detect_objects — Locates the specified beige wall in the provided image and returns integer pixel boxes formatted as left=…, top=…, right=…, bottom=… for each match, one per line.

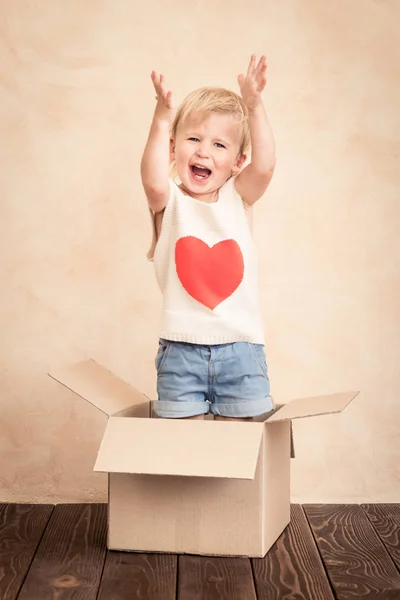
left=1, top=0, right=399, bottom=504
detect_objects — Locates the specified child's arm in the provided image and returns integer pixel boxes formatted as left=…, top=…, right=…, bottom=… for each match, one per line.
left=234, top=55, right=276, bottom=206
left=141, top=72, right=175, bottom=214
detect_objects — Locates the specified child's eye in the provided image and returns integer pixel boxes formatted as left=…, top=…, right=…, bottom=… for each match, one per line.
left=214, top=142, right=226, bottom=149
left=188, top=137, right=199, bottom=142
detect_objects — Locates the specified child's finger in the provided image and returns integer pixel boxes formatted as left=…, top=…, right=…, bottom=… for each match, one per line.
left=237, top=73, right=245, bottom=89
left=259, top=73, right=267, bottom=90
left=159, top=75, right=171, bottom=98
left=255, top=55, right=267, bottom=76
left=246, top=54, right=256, bottom=77
left=151, top=71, right=161, bottom=93
left=255, top=61, right=267, bottom=88
left=166, top=90, right=173, bottom=108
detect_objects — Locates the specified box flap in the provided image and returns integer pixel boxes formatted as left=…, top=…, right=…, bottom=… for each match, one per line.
left=266, top=391, right=359, bottom=423
left=48, top=359, right=149, bottom=417
left=94, top=418, right=264, bottom=479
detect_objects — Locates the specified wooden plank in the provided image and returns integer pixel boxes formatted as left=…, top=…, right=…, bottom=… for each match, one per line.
left=97, top=552, right=177, bottom=600
left=362, top=504, right=400, bottom=572
left=178, top=555, right=256, bottom=600
left=17, top=503, right=107, bottom=600
left=304, top=504, right=400, bottom=600
left=0, top=503, right=53, bottom=600
left=252, top=504, right=335, bottom=599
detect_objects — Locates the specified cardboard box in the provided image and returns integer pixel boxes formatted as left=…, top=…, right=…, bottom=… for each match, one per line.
left=49, top=359, right=359, bottom=558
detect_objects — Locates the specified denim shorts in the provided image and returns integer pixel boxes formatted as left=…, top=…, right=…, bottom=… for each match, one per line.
left=154, top=339, right=274, bottom=419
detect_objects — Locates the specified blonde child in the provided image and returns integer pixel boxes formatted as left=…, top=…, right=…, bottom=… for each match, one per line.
left=142, top=55, right=276, bottom=421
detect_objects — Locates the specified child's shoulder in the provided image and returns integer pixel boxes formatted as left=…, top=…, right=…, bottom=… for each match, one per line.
left=221, top=176, right=246, bottom=205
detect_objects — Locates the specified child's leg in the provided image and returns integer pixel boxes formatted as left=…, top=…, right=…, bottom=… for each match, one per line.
left=185, top=415, right=205, bottom=420
left=154, top=339, right=210, bottom=419
left=214, top=415, right=252, bottom=421
left=210, top=342, right=274, bottom=419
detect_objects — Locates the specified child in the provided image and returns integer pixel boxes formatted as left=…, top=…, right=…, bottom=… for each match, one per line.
left=142, top=55, right=276, bottom=421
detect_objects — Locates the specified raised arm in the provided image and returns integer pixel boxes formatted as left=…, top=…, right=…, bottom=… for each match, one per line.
left=234, top=55, right=276, bottom=206
left=140, top=72, right=175, bottom=213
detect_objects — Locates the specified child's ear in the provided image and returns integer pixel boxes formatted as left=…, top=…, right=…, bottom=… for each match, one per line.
left=170, top=138, right=175, bottom=162
left=231, top=154, right=247, bottom=175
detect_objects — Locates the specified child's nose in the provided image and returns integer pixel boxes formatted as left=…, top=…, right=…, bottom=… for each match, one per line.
left=196, top=144, right=210, bottom=158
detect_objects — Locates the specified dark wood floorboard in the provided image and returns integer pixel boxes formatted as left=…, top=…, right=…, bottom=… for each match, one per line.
left=17, top=503, right=107, bottom=600
left=97, top=552, right=177, bottom=600
left=0, top=503, right=53, bottom=600
left=304, top=504, right=400, bottom=600
left=252, top=504, right=335, bottom=600
left=362, top=504, right=400, bottom=573
left=1, top=502, right=397, bottom=599
left=178, top=555, right=256, bottom=600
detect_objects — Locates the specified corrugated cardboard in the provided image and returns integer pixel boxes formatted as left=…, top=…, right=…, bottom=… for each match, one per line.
left=253, top=404, right=296, bottom=458
left=49, top=359, right=359, bottom=557
left=95, top=418, right=264, bottom=479
left=49, top=359, right=150, bottom=418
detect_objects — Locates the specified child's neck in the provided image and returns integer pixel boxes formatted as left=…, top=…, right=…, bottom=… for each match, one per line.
left=178, top=184, right=219, bottom=204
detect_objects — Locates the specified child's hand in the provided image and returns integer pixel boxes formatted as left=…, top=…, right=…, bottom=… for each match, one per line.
left=151, top=71, right=175, bottom=123
left=238, top=55, right=267, bottom=113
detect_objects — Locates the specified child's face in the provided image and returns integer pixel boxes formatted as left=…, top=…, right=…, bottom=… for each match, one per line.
left=171, top=111, right=246, bottom=201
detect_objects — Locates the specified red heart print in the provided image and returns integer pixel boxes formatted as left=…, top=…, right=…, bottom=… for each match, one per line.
left=175, top=236, right=244, bottom=310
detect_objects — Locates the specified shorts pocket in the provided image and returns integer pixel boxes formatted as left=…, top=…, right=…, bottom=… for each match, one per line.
left=155, top=339, right=172, bottom=374
left=250, top=344, right=269, bottom=378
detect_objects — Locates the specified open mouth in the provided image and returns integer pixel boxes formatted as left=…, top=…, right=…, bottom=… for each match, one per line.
left=190, top=165, right=212, bottom=180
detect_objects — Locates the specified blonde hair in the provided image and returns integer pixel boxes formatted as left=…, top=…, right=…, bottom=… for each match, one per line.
left=171, top=87, right=250, bottom=156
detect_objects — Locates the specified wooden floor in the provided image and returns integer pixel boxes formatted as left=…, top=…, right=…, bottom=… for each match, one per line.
left=0, top=503, right=399, bottom=599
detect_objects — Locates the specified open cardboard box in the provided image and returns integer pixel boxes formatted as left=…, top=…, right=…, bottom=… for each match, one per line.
left=49, top=359, right=359, bottom=558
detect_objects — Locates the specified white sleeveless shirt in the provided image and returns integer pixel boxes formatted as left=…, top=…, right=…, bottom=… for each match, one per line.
left=148, top=176, right=265, bottom=345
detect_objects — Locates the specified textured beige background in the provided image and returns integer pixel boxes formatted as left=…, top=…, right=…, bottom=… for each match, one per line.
left=1, top=0, right=399, bottom=503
